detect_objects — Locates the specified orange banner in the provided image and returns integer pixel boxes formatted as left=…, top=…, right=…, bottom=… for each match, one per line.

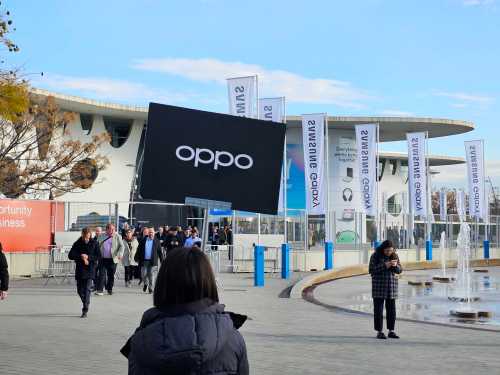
left=0, top=200, right=54, bottom=252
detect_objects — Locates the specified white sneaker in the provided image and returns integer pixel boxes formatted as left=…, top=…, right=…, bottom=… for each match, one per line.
left=95, top=292, right=104, bottom=296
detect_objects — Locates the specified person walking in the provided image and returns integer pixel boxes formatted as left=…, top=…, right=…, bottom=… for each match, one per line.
left=92, top=226, right=105, bottom=291
left=68, top=228, right=101, bottom=317
left=122, top=229, right=139, bottom=287
left=96, top=223, right=124, bottom=296
left=164, top=227, right=181, bottom=254
left=369, top=240, right=402, bottom=339
left=184, top=231, right=202, bottom=248
left=0, top=242, right=9, bottom=301
left=135, top=228, right=162, bottom=294
left=121, top=247, right=249, bottom=374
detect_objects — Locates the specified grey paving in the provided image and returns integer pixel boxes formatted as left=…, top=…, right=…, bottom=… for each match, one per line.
left=1, top=272, right=500, bottom=375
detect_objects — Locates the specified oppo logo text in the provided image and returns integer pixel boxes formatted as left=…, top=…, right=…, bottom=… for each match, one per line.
left=175, top=145, right=254, bottom=170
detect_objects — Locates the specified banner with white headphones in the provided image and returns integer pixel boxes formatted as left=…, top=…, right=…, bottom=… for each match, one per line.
left=439, top=189, right=447, bottom=221
left=302, top=114, right=326, bottom=215
left=456, top=189, right=466, bottom=222
left=465, top=140, right=486, bottom=220
left=227, top=76, right=257, bottom=118
left=258, top=97, right=284, bottom=123
left=259, top=97, right=286, bottom=211
left=355, top=124, right=378, bottom=216
left=406, top=132, right=428, bottom=217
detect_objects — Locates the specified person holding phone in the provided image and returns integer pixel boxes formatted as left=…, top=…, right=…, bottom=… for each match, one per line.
left=369, top=240, right=402, bottom=339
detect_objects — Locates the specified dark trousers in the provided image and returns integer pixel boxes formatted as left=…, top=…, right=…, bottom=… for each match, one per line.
left=76, top=278, right=92, bottom=312
left=373, top=298, right=396, bottom=332
left=93, top=260, right=100, bottom=289
left=97, top=258, right=117, bottom=292
left=124, top=266, right=135, bottom=283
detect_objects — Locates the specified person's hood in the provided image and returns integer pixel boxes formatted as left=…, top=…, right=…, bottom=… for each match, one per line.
left=130, top=299, right=243, bottom=373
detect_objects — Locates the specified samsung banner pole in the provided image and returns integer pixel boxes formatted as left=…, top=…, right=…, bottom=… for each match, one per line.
left=407, top=132, right=429, bottom=259
left=465, top=139, right=488, bottom=258
left=355, top=123, right=378, bottom=247
left=376, top=124, right=380, bottom=247
left=227, top=75, right=258, bottom=118
left=425, top=131, right=432, bottom=260
left=258, top=97, right=287, bottom=246
left=282, top=98, right=288, bottom=248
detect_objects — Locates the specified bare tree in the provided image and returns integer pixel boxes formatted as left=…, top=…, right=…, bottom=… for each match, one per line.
left=0, top=95, right=110, bottom=198
left=0, top=3, right=110, bottom=198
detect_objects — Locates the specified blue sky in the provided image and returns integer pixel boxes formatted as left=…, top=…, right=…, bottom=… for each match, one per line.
left=5, top=0, right=500, bottom=187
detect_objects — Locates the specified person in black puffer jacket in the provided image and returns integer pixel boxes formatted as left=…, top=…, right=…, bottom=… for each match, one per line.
left=68, top=227, right=101, bottom=318
left=122, top=246, right=249, bottom=375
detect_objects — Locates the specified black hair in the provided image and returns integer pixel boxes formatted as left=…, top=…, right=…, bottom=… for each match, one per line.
left=0, top=242, right=3, bottom=252
left=153, top=247, right=219, bottom=308
left=375, top=240, right=395, bottom=258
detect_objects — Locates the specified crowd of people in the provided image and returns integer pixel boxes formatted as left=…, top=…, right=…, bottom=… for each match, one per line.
left=67, top=222, right=235, bottom=317
left=65, top=223, right=248, bottom=373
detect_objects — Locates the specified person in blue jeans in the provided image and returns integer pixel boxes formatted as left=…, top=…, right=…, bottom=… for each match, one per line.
left=135, top=227, right=162, bottom=294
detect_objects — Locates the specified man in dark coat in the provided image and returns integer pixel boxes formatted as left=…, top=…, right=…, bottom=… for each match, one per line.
left=164, top=228, right=181, bottom=254
left=135, top=227, right=162, bottom=294
left=0, top=242, right=9, bottom=301
left=369, top=240, right=402, bottom=339
left=68, top=227, right=101, bottom=318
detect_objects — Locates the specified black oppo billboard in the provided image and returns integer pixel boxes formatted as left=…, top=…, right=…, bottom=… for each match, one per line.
left=139, top=103, right=286, bottom=214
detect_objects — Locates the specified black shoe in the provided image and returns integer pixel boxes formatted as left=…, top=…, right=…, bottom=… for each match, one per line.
left=143, top=285, right=147, bottom=293
left=148, top=288, right=153, bottom=294
left=376, top=332, right=387, bottom=339
left=80, top=311, right=88, bottom=318
left=388, top=331, right=400, bottom=339
left=107, top=290, right=113, bottom=295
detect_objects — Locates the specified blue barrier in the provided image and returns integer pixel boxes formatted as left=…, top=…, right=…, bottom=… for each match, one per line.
left=484, top=240, right=490, bottom=259
left=281, top=243, right=290, bottom=279
left=426, top=240, right=433, bottom=261
left=254, top=245, right=264, bottom=287
left=325, top=242, right=334, bottom=270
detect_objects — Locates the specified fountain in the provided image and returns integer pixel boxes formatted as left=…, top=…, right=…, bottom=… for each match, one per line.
left=449, top=222, right=491, bottom=319
left=433, top=231, right=454, bottom=282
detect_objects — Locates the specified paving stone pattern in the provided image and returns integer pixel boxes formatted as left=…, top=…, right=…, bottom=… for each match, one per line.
left=1, top=273, right=499, bottom=375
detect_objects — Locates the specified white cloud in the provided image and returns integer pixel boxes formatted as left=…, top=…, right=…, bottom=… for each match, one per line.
left=432, top=161, right=500, bottom=188
left=433, top=91, right=494, bottom=104
left=379, top=109, right=415, bottom=117
left=432, top=90, right=495, bottom=109
left=132, top=57, right=370, bottom=108
left=33, top=74, right=199, bottom=105
left=463, top=0, right=495, bottom=6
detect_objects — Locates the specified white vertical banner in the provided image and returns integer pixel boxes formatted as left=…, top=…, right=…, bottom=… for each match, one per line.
left=259, top=97, right=286, bottom=211
left=465, top=140, right=486, bottom=220
left=439, top=188, right=447, bottom=221
left=227, top=75, right=257, bottom=118
left=302, top=114, right=326, bottom=215
left=456, top=189, right=466, bottom=222
left=355, top=124, right=378, bottom=216
left=258, top=97, right=284, bottom=123
left=407, top=132, right=428, bottom=217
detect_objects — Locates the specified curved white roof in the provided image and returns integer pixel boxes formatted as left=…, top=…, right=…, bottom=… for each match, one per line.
left=380, top=151, right=464, bottom=166
left=32, top=88, right=475, bottom=142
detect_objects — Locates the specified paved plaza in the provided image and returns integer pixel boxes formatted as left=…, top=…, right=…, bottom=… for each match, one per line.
left=1, top=272, right=500, bottom=375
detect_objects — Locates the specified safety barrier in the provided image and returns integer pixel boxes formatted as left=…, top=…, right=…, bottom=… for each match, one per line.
left=39, top=246, right=75, bottom=285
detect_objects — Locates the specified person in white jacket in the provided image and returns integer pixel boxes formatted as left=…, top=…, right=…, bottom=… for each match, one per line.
left=122, top=229, right=139, bottom=287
